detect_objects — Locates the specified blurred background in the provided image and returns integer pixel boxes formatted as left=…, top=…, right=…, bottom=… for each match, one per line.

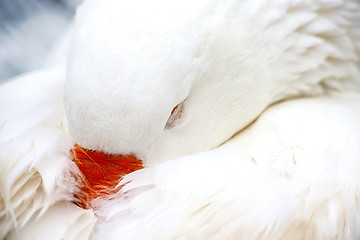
left=0, top=0, right=82, bottom=83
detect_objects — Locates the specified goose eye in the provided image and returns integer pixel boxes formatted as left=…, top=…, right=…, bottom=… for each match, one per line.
left=165, top=102, right=184, bottom=129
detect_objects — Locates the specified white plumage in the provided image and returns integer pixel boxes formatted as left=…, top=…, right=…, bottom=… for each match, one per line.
left=1, top=0, right=360, bottom=239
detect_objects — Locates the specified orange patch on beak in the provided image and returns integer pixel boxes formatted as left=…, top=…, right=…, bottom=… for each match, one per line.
left=71, top=144, right=143, bottom=209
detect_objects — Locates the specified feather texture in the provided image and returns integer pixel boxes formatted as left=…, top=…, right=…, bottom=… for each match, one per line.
left=0, top=0, right=360, bottom=239
left=93, top=93, right=360, bottom=239
left=0, top=69, right=86, bottom=238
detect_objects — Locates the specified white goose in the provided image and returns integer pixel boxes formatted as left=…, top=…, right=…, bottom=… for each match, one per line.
left=1, top=0, right=360, bottom=239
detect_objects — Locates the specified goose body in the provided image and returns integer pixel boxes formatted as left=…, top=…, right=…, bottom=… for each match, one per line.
left=1, top=0, right=360, bottom=239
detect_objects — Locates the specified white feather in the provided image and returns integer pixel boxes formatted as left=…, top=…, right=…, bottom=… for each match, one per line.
left=94, top=93, right=360, bottom=240
left=7, top=202, right=95, bottom=240
left=66, top=0, right=360, bottom=163
left=0, top=69, right=84, bottom=238
left=0, top=0, right=360, bottom=239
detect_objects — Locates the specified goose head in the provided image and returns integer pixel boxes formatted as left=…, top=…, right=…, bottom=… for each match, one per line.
left=65, top=0, right=360, bottom=164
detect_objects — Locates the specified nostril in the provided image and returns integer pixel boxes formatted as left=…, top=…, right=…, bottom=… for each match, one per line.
left=71, top=144, right=144, bottom=209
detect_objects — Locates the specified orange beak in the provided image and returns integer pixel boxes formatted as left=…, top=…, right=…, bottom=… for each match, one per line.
left=71, top=144, right=144, bottom=209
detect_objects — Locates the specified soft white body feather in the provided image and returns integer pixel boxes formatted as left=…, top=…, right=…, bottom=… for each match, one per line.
left=1, top=0, right=360, bottom=239
left=93, top=93, right=360, bottom=240
left=0, top=69, right=94, bottom=239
